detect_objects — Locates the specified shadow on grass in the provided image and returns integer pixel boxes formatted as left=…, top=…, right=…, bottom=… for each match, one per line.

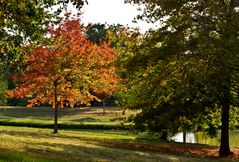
left=0, top=129, right=230, bottom=162
left=23, top=139, right=194, bottom=162
left=0, top=107, right=53, bottom=118
left=0, top=129, right=130, bottom=144
left=0, top=129, right=175, bottom=162
left=0, top=129, right=97, bottom=143
left=0, top=148, right=55, bottom=162
left=0, top=107, right=121, bottom=119
left=70, top=117, right=101, bottom=122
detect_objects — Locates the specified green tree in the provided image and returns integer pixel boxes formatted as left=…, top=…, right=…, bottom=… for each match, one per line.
left=85, top=23, right=109, bottom=45
left=0, top=0, right=87, bottom=66
left=125, top=0, right=239, bottom=157
left=108, top=26, right=143, bottom=114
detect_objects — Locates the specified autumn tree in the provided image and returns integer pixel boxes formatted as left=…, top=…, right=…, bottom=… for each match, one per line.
left=0, top=1, right=88, bottom=106
left=125, top=0, right=239, bottom=157
left=9, top=16, right=118, bottom=133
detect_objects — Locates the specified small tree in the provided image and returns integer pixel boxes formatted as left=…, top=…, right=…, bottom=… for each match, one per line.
left=94, top=79, right=118, bottom=115
left=85, top=23, right=121, bottom=114
left=9, top=16, right=118, bottom=133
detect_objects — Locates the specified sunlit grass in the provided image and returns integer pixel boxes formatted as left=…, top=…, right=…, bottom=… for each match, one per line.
left=0, top=107, right=236, bottom=161
left=0, top=126, right=232, bottom=162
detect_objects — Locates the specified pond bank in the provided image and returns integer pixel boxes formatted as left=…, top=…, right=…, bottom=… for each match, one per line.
left=173, top=130, right=239, bottom=147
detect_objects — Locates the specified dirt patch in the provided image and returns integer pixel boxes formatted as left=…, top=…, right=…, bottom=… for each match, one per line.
left=99, top=140, right=239, bottom=160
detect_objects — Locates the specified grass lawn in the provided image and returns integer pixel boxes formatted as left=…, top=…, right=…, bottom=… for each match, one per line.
left=0, top=107, right=238, bottom=161
left=0, top=106, right=127, bottom=125
left=0, top=126, right=237, bottom=162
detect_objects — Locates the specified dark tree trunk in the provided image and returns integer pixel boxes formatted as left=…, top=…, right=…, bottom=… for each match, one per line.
left=183, top=130, right=186, bottom=143
left=53, top=85, right=58, bottom=134
left=122, top=107, right=126, bottom=115
left=160, top=131, right=168, bottom=141
left=218, top=65, right=232, bottom=157
left=219, top=103, right=231, bottom=157
left=102, top=99, right=105, bottom=115
left=54, top=105, right=58, bottom=134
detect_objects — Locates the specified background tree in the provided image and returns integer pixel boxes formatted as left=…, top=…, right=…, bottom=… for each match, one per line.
left=85, top=23, right=109, bottom=45
left=9, top=16, right=118, bottom=133
left=125, top=0, right=239, bottom=157
left=0, top=78, right=7, bottom=106
left=86, top=23, right=113, bottom=114
left=85, top=23, right=126, bottom=114
left=108, top=26, right=144, bottom=115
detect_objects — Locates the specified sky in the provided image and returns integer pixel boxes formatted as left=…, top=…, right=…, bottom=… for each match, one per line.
left=76, top=0, right=155, bottom=32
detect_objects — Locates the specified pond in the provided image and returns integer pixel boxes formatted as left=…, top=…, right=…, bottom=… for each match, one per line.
left=172, top=130, right=239, bottom=147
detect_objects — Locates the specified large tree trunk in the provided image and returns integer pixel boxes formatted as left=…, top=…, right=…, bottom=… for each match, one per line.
left=219, top=103, right=231, bottom=157
left=219, top=76, right=231, bottom=157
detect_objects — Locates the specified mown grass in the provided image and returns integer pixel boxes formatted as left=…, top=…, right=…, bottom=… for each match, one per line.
left=0, top=150, right=54, bottom=162
left=0, top=107, right=238, bottom=161
left=0, top=106, right=125, bottom=122
left=0, top=126, right=234, bottom=162
left=0, top=107, right=131, bottom=129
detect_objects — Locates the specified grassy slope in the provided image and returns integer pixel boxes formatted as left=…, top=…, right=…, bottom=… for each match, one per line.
left=0, top=126, right=233, bottom=162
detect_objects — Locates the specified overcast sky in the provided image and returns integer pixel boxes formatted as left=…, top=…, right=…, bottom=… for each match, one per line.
left=78, top=0, right=155, bottom=32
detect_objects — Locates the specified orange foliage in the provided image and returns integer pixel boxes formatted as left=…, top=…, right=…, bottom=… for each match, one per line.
left=9, top=17, right=119, bottom=108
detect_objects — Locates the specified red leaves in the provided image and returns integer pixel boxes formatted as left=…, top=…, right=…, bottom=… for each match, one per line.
left=10, top=16, right=119, bottom=108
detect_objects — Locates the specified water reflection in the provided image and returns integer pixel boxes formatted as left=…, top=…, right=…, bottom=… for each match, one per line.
left=172, top=130, right=239, bottom=147
left=172, top=132, right=196, bottom=143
